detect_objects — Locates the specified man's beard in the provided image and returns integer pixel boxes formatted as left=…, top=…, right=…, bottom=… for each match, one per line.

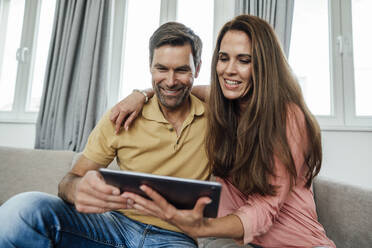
left=154, top=84, right=191, bottom=110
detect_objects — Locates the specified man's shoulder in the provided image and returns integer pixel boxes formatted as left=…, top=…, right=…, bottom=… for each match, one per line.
left=90, top=109, right=119, bottom=137
left=190, top=94, right=206, bottom=117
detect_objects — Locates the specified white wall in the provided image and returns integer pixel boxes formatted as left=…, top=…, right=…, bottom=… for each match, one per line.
left=0, top=123, right=371, bottom=189
left=320, top=131, right=372, bottom=190
left=0, top=123, right=35, bottom=148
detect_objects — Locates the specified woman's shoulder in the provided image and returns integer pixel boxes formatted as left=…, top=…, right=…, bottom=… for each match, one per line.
left=286, top=103, right=304, bottom=119
left=285, top=103, right=306, bottom=129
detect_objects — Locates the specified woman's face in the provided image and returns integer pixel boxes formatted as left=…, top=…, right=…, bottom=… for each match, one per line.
left=216, top=30, right=253, bottom=101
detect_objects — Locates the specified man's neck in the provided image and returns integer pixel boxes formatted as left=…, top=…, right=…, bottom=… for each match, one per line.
left=159, top=98, right=191, bottom=136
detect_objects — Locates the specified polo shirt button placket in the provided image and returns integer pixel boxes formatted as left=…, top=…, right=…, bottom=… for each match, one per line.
left=174, top=139, right=180, bottom=150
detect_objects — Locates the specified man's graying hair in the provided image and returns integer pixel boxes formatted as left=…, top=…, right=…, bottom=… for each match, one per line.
left=149, top=22, right=202, bottom=68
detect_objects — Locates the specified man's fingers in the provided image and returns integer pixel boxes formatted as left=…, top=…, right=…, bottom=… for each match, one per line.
left=75, top=204, right=108, bottom=213
left=76, top=194, right=127, bottom=210
left=86, top=172, right=121, bottom=196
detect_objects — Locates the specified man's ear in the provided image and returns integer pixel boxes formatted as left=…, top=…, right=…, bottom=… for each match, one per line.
left=194, top=61, right=202, bottom=78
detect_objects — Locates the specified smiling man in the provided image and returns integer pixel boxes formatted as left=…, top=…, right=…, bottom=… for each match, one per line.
left=150, top=35, right=199, bottom=135
left=0, top=22, right=208, bottom=248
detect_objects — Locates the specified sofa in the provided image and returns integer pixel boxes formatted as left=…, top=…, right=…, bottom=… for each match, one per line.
left=1, top=146, right=372, bottom=248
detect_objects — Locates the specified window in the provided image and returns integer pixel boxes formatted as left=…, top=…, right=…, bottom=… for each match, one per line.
left=289, top=0, right=372, bottom=129
left=177, top=0, right=214, bottom=86
left=350, top=0, right=372, bottom=116
left=289, top=0, right=331, bottom=116
left=119, top=0, right=161, bottom=100
left=0, top=0, right=56, bottom=122
left=118, top=0, right=215, bottom=100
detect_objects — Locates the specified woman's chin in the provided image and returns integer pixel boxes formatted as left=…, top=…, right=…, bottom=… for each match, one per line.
left=222, top=92, right=243, bottom=100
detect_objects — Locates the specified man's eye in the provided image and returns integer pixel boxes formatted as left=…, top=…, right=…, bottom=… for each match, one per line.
left=218, top=56, right=228, bottom=62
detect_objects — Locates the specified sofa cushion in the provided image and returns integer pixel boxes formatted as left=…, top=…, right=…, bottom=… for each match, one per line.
left=0, top=146, right=75, bottom=204
left=314, top=177, right=372, bottom=248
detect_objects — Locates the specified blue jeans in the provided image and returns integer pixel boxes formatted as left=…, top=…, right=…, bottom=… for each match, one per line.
left=0, top=192, right=197, bottom=248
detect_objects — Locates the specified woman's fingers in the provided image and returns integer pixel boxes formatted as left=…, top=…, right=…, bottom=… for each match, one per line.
left=124, top=111, right=138, bottom=130
left=192, top=197, right=211, bottom=217
left=109, top=109, right=119, bottom=122
left=115, top=111, right=128, bottom=134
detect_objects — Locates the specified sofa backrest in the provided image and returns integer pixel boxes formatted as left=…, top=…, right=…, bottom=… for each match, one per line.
left=0, top=147, right=120, bottom=205
left=314, top=177, right=372, bottom=248
left=0, top=146, right=75, bottom=204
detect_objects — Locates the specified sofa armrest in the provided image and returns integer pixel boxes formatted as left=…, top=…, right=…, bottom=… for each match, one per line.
left=314, top=177, right=372, bottom=248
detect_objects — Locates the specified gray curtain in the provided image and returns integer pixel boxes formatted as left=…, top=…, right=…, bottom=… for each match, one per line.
left=235, top=0, right=294, bottom=57
left=35, top=0, right=112, bottom=152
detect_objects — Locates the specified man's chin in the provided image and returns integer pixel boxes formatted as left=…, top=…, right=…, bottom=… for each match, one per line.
left=158, top=97, right=184, bottom=110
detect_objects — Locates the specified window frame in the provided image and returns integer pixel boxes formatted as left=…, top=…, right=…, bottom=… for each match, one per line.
left=0, top=0, right=44, bottom=123
left=318, top=0, right=372, bottom=130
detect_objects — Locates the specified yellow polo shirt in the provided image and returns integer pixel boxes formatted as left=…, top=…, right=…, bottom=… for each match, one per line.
left=83, top=94, right=209, bottom=233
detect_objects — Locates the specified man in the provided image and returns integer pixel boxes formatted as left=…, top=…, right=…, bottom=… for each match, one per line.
left=0, top=22, right=208, bottom=247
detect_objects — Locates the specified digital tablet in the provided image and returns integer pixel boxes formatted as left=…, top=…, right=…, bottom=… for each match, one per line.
left=99, top=168, right=221, bottom=218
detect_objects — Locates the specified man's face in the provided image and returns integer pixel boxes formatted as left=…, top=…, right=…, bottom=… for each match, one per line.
left=151, top=44, right=199, bottom=111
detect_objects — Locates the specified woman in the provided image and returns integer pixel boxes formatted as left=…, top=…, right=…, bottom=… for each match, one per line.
left=111, top=15, right=335, bottom=248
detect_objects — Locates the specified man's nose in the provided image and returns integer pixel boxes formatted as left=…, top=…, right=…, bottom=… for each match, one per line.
left=165, top=71, right=176, bottom=87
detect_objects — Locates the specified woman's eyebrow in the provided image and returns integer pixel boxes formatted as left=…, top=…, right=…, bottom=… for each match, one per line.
left=237, top=54, right=252, bottom=58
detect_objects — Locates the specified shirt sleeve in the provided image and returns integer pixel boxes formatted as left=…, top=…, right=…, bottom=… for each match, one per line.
left=233, top=104, right=309, bottom=244
left=83, top=110, right=117, bottom=165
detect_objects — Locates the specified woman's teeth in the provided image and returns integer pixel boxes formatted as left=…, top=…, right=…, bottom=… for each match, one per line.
left=225, top=80, right=240, bottom=85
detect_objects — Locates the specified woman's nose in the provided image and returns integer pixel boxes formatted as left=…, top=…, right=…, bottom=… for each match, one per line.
left=225, top=61, right=237, bottom=75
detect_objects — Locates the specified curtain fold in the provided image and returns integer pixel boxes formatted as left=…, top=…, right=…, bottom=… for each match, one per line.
left=235, top=0, right=294, bottom=57
left=35, top=0, right=112, bottom=152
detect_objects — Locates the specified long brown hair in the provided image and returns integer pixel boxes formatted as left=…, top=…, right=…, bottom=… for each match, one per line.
left=206, top=15, right=322, bottom=196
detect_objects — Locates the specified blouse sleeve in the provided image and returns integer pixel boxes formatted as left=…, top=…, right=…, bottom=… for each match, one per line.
left=233, top=104, right=309, bottom=244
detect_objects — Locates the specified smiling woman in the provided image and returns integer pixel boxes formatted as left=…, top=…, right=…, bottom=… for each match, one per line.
left=216, top=30, right=253, bottom=102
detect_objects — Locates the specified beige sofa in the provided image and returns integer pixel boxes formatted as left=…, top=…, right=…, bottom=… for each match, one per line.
left=1, top=146, right=372, bottom=248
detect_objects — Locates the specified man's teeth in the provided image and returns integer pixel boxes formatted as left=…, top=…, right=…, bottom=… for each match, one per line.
left=164, top=89, right=179, bottom=93
left=225, top=80, right=240, bottom=85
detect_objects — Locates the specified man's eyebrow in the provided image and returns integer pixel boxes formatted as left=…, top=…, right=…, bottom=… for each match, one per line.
left=153, top=63, right=167, bottom=68
left=175, top=65, right=192, bottom=71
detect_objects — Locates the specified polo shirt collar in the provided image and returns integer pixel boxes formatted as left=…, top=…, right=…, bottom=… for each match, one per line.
left=142, top=94, right=205, bottom=123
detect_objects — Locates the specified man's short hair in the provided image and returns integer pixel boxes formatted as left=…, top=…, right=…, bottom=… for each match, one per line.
left=149, top=22, right=202, bottom=68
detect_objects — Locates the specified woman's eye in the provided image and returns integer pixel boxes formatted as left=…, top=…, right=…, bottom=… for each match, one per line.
left=240, top=59, right=251, bottom=64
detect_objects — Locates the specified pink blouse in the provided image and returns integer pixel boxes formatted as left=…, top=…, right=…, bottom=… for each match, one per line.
left=217, top=105, right=336, bottom=248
